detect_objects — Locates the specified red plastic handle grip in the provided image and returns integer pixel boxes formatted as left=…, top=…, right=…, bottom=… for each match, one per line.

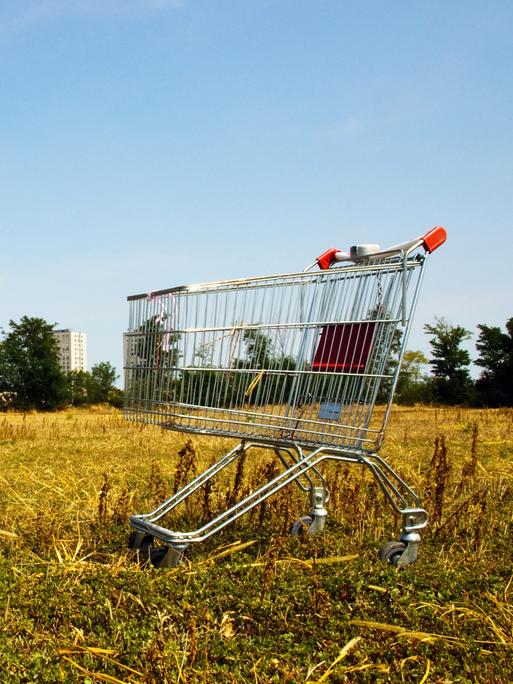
left=421, top=226, right=447, bottom=253
left=316, top=248, right=340, bottom=270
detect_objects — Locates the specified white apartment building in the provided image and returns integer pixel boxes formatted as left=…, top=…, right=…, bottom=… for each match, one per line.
left=53, top=330, right=87, bottom=373
left=123, top=332, right=137, bottom=387
left=123, top=332, right=136, bottom=368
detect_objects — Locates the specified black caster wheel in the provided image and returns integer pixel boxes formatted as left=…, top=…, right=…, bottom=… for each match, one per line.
left=148, top=546, right=169, bottom=568
left=378, top=540, right=406, bottom=566
left=290, top=515, right=313, bottom=537
left=128, top=530, right=145, bottom=550
left=128, top=533, right=155, bottom=566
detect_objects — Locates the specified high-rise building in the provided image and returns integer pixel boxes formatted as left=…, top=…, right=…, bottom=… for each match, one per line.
left=53, top=330, right=87, bottom=373
left=123, top=332, right=138, bottom=388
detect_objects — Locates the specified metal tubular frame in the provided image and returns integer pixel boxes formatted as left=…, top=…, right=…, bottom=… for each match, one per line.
left=124, top=228, right=446, bottom=566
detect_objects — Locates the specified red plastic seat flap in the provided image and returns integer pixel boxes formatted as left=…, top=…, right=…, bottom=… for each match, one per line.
left=312, top=322, right=375, bottom=373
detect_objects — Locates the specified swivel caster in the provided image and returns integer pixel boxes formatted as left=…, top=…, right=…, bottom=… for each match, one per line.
left=378, top=540, right=406, bottom=566
left=379, top=535, right=420, bottom=567
left=290, top=515, right=313, bottom=537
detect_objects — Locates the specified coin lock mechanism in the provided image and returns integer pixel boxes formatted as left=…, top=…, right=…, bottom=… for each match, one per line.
left=350, top=244, right=381, bottom=259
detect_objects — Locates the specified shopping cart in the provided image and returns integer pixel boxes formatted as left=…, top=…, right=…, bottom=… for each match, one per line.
left=124, top=226, right=446, bottom=567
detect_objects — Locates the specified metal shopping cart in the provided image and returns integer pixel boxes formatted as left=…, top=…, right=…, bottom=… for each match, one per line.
left=124, top=226, right=446, bottom=567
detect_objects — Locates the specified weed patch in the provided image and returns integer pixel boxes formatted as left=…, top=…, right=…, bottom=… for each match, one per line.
left=0, top=406, right=512, bottom=681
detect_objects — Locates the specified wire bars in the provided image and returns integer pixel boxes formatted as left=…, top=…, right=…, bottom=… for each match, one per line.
left=124, top=254, right=426, bottom=452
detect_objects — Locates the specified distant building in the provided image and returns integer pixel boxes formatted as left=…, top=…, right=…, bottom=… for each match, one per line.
left=123, top=332, right=137, bottom=387
left=123, top=332, right=135, bottom=368
left=53, top=330, right=87, bottom=373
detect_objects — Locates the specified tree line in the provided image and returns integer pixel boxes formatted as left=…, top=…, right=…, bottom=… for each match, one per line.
left=0, top=316, right=122, bottom=411
left=130, top=312, right=513, bottom=409
left=394, top=316, right=513, bottom=407
left=1, top=314, right=512, bottom=412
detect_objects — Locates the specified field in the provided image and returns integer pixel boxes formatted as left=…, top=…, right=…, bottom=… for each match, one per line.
left=1, top=406, right=512, bottom=683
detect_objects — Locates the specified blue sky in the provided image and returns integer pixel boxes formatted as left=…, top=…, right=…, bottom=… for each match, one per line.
left=1, top=0, right=512, bottom=380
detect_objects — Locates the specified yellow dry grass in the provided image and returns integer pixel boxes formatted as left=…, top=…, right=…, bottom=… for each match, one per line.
left=0, top=405, right=512, bottom=682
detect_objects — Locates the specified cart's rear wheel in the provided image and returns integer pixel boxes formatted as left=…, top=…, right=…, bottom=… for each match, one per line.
left=148, top=546, right=169, bottom=567
left=128, top=533, right=158, bottom=567
left=378, top=540, right=406, bottom=566
left=129, top=533, right=185, bottom=569
left=290, top=515, right=313, bottom=537
left=128, top=530, right=146, bottom=550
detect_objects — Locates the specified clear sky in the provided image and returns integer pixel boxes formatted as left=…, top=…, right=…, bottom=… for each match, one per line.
left=1, top=0, right=512, bottom=381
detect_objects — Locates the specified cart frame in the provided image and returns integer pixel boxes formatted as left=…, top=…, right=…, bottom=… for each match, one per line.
left=124, top=226, right=446, bottom=567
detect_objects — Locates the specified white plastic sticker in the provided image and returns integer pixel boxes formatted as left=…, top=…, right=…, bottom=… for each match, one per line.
left=319, top=402, right=342, bottom=421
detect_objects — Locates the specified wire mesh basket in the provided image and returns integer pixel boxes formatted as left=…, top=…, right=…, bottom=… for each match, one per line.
left=124, top=226, right=446, bottom=568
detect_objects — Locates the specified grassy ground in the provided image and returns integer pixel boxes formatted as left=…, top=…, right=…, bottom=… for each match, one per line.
left=0, top=406, right=512, bottom=682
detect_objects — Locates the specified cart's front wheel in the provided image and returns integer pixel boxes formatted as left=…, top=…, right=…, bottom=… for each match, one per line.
left=290, top=515, right=313, bottom=537
left=378, top=540, right=406, bottom=566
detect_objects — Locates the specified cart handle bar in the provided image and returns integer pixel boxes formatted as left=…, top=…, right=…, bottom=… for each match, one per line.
left=314, top=225, right=446, bottom=271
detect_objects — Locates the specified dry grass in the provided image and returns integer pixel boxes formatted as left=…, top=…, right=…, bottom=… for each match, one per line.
left=0, top=405, right=512, bottom=682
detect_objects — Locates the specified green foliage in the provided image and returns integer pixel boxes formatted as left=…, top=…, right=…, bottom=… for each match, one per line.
left=0, top=316, right=66, bottom=410
left=234, top=329, right=297, bottom=407
left=134, top=314, right=182, bottom=369
left=86, top=362, right=119, bottom=404
left=107, top=386, right=124, bottom=408
left=395, top=350, right=433, bottom=405
left=65, top=369, right=89, bottom=406
left=376, top=327, right=403, bottom=403
left=126, top=314, right=182, bottom=406
left=424, top=317, right=474, bottom=405
left=127, top=312, right=513, bottom=410
left=0, top=316, right=120, bottom=410
left=65, top=364, right=121, bottom=407
left=239, top=328, right=275, bottom=369
left=475, top=317, right=513, bottom=407
left=177, top=328, right=297, bottom=409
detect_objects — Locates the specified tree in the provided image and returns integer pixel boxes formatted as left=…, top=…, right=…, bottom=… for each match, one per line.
left=241, top=329, right=274, bottom=369
left=235, top=329, right=296, bottom=406
left=180, top=328, right=297, bottom=408
left=395, top=350, right=432, bottom=405
left=376, top=327, right=403, bottom=403
left=87, top=362, right=119, bottom=404
left=475, top=317, right=513, bottom=407
left=424, top=317, right=474, bottom=405
left=134, top=314, right=181, bottom=369
left=126, top=314, right=182, bottom=407
left=0, top=316, right=66, bottom=410
left=66, top=369, right=89, bottom=406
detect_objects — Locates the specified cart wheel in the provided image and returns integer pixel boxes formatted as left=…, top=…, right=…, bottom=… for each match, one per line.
left=290, top=515, right=313, bottom=537
left=139, top=540, right=170, bottom=569
left=128, top=530, right=145, bottom=550
left=148, top=546, right=169, bottom=568
left=378, top=540, right=406, bottom=566
left=129, top=533, right=155, bottom=566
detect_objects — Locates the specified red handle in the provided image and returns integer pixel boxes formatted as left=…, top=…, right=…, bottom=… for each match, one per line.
left=316, top=248, right=341, bottom=270
left=315, top=225, right=447, bottom=270
left=421, top=226, right=447, bottom=253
